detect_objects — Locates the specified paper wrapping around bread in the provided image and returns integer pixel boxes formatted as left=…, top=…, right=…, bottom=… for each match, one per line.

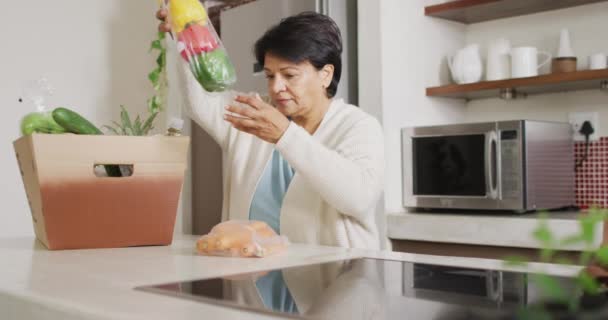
left=196, top=220, right=289, bottom=258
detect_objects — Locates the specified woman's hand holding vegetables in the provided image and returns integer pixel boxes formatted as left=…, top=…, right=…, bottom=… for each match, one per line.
left=156, top=7, right=171, bottom=33
left=224, top=95, right=290, bottom=144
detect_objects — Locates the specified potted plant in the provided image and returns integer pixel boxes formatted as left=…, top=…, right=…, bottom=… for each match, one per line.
left=506, top=208, right=608, bottom=319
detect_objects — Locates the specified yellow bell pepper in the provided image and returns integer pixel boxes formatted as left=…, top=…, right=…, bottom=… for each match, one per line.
left=169, top=0, right=208, bottom=33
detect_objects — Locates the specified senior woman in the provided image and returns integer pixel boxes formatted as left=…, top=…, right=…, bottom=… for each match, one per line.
left=158, top=10, right=385, bottom=250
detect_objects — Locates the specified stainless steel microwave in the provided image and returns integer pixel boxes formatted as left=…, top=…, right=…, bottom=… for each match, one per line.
left=402, top=120, right=575, bottom=212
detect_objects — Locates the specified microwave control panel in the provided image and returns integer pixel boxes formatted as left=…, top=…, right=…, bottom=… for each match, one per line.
left=500, top=130, right=521, bottom=199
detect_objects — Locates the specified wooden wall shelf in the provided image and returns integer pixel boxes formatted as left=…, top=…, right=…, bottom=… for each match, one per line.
left=426, top=69, right=608, bottom=100
left=425, top=0, right=608, bottom=24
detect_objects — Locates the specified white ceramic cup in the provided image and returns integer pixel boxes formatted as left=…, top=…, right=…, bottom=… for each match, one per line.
left=510, top=47, right=552, bottom=78
left=589, top=53, right=607, bottom=70
left=486, top=38, right=511, bottom=81
left=487, top=54, right=511, bottom=81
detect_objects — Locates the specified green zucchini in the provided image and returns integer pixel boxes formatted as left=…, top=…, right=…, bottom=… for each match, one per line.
left=52, top=107, right=122, bottom=177
left=52, top=107, right=103, bottom=135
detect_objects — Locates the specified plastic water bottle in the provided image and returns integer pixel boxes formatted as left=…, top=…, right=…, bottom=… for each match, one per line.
left=166, top=118, right=184, bottom=136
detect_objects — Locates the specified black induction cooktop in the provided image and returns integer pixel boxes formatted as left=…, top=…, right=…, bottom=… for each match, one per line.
left=135, top=258, right=575, bottom=320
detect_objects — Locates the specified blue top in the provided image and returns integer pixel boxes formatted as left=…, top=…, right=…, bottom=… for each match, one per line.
left=249, top=149, right=295, bottom=234
left=248, top=149, right=298, bottom=313
left=254, top=271, right=299, bottom=314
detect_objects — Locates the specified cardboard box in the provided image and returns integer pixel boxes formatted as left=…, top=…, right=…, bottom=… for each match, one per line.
left=13, top=134, right=190, bottom=250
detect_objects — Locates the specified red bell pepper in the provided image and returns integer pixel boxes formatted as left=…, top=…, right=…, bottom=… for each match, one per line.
left=177, top=24, right=219, bottom=61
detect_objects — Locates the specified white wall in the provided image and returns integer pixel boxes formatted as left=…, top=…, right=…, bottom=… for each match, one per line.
left=464, top=2, right=608, bottom=134
left=0, top=0, right=181, bottom=238
left=358, top=0, right=467, bottom=214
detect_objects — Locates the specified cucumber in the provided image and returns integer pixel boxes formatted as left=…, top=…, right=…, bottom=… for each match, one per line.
left=102, top=164, right=123, bottom=178
left=52, top=107, right=122, bottom=177
left=52, top=107, right=103, bottom=135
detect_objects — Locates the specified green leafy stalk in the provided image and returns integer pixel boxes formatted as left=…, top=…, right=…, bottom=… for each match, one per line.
left=530, top=273, right=568, bottom=303
left=516, top=307, right=552, bottom=320
left=533, top=214, right=556, bottom=263
left=141, top=111, right=158, bottom=134
left=502, top=207, right=608, bottom=315
left=104, top=31, right=167, bottom=136
left=594, top=246, right=608, bottom=265
left=103, top=125, right=119, bottom=135
left=148, top=31, right=168, bottom=116
left=134, top=115, right=143, bottom=134
left=504, top=255, right=528, bottom=267
left=120, top=105, right=134, bottom=135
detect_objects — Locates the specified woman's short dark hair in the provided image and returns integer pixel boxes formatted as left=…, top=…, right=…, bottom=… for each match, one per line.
left=254, top=11, right=342, bottom=98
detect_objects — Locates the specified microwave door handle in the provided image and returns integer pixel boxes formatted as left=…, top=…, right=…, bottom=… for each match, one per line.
left=486, top=271, right=504, bottom=303
left=485, top=131, right=498, bottom=199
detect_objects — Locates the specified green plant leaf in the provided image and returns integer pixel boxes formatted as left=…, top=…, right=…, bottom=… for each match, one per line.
left=503, top=255, right=528, bottom=267
left=148, top=95, right=162, bottom=114
left=533, top=216, right=555, bottom=248
left=595, top=246, right=608, bottom=265
left=112, top=121, right=127, bottom=135
left=540, top=248, right=556, bottom=263
left=147, top=97, right=154, bottom=114
left=150, top=39, right=162, bottom=52
left=579, top=210, right=608, bottom=245
left=157, top=52, right=165, bottom=68
left=516, top=307, right=552, bottom=320
left=554, top=257, right=574, bottom=265
left=133, top=115, right=143, bottom=136
left=157, top=31, right=165, bottom=41
left=530, top=274, right=568, bottom=303
left=533, top=226, right=553, bottom=244
left=142, top=112, right=159, bottom=135
left=559, top=234, right=583, bottom=247
left=588, top=207, right=608, bottom=220
left=148, top=68, right=161, bottom=88
left=580, top=250, right=594, bottom=266
left=577, top=270, right=600, bottom=295
left=580, top=218, right=597, bottom=245
left=120, top=105, right=134, bottom=136
left=102, top=125, right=119, bottom=135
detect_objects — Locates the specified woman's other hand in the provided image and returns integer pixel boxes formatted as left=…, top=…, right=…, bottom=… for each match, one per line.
left=224, top=95, right=290, bottom=144
left=156, top=6, right=172, bottom=33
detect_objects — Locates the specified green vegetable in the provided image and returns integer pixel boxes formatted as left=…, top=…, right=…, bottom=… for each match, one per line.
left=52, top=107, right=122, bottom=177
left=52, top=107, right=103, bottom=135
left=191, top=48, right=236, bottom=92
left=21, top=112, right=67, bottom=135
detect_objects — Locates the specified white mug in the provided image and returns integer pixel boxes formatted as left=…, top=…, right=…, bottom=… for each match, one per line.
left=510, top=47, right=552, bottom=78
left=589, top=53, right=607, bottom=70
left=486, top=38, right=511, bottom=81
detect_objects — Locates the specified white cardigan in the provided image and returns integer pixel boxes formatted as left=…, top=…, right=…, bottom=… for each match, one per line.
left=179, top=66, right=385, bottom=250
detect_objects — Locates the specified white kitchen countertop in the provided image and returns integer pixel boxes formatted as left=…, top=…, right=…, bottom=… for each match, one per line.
left=387, top=210, right=604, bottom=250
left=1, top=235, right=583, bottom=320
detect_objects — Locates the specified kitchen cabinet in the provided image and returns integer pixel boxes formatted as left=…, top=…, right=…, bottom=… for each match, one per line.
left=425, top=0, right=608, bottom=24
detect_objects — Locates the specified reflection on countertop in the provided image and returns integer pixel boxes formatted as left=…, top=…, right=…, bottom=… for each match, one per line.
left=138, top=257, right=584, bottom=320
